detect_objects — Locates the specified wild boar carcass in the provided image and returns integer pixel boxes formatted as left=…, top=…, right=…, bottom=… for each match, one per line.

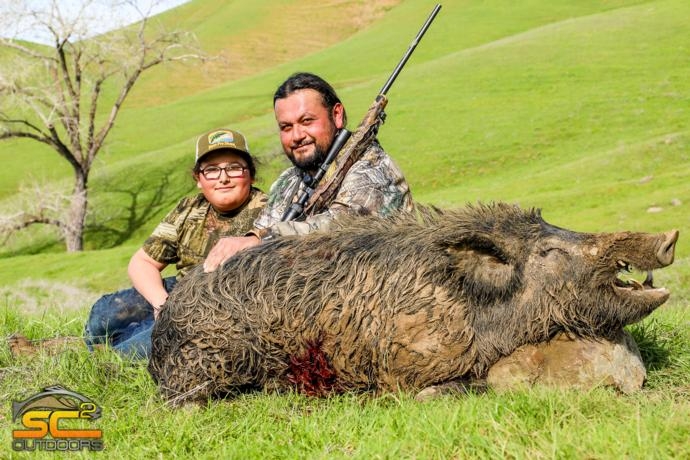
left=148, top=203, right=678, bottom=403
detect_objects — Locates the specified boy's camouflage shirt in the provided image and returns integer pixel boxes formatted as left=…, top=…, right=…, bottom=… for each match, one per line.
left=143, top=188, right=266, bottom=277
left=252, top=141, right=413, bottom=238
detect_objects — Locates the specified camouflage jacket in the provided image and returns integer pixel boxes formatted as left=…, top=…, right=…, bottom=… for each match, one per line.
left=252, top=141, right=413, bottom=238
left=143, top=188, right=266, bottom=277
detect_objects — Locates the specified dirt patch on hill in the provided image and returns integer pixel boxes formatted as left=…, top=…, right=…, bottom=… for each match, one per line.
left=129, top=0, right=401, bottom=107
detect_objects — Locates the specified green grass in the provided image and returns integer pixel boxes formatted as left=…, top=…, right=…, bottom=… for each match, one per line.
left=0, top=303, right=688, bottom=458
left=1, top=0, right=689, bottom=457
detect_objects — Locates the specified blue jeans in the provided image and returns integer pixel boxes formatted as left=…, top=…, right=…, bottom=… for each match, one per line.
left=84, top=277, right=177, bottom=359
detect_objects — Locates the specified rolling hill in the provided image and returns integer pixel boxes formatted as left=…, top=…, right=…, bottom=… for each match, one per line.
left=0, top=0, right=688, bottom=294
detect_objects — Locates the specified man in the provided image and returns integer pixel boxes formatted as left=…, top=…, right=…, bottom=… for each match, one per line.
left=203, top=72, right=414, bottom=272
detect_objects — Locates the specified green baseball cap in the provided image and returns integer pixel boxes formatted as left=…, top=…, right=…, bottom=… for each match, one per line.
left=195, top=128, right=251, bottom=164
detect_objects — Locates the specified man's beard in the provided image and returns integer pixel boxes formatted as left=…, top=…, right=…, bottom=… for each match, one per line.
left=289, top=144, right=328, bottom=172
left=286, top=114, right=338, bottom=172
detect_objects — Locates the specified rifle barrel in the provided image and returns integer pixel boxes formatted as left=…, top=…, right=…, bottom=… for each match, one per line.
left=378, top=4, right=442, bottom=96
left=281, top=4, right=442, bottom=222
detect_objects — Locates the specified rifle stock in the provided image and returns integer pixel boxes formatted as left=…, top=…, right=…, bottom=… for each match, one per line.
left=281, top=4, right=441, bottom=222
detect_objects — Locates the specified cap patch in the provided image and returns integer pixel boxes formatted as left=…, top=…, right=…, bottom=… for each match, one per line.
left=208, top=130, right=236, bottom=148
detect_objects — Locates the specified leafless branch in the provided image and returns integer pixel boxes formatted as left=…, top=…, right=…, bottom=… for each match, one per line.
left=0, top=0, right=207, bottom=251
left=0, top=181, right=72, bottom=245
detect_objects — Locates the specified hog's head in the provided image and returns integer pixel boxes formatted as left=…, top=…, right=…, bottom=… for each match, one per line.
left=440, top=203, right=678, bottom=341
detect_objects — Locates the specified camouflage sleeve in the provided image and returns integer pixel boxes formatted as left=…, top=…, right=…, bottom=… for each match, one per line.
left=252, top=168, right=301, bottom=233
left=142, top=196, right=197, bottom=264
left=326, top=142, right=413, bottom=218
left=254, top=143, right=413, bottom=238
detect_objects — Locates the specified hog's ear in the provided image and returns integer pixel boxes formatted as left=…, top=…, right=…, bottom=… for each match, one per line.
left=445, top=238, right=517, bottom=300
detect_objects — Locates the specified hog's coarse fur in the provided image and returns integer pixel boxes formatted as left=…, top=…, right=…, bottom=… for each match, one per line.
left=148, top=203, right=678, bottom=403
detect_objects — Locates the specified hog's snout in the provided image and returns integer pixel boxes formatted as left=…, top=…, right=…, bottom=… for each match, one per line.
left=657, top=230, right=679, bottom=266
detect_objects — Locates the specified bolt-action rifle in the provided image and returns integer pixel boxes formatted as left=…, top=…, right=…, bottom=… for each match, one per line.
left=281, top=4, right=442, bottom=222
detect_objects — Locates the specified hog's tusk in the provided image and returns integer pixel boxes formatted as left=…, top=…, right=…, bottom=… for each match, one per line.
left=643, top=271, right=654, bottom=289
left=628, top=279, right=644, bottom=290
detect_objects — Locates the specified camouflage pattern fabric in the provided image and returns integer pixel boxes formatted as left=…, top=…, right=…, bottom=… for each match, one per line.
left=143, top=188, right=266, bottom=277
left=253, top=141, right=413, bottom=238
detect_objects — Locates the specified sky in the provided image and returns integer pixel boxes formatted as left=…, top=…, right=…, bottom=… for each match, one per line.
left=0, top=0, right=190, bottom=44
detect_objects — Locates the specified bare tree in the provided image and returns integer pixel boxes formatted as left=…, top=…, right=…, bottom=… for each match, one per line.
left=0, top=0, right=202, bottom=251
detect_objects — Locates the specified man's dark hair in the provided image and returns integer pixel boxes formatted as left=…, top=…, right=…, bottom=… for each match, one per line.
left=273, top=72, right=348, bottom=126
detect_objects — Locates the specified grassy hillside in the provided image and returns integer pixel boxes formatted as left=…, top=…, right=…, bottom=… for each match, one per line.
left=1, top=0, right=687, bottom=261
left=1, top=2, right=689, bottom=458
left=0, top=0, right=688, bottom=290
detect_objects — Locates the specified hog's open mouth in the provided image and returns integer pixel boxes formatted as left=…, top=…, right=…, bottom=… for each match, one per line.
left=613, top=260, right=669, bottom=302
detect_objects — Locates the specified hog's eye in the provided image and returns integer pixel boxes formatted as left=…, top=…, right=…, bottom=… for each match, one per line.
left=540, top=247, right=568, bottom=257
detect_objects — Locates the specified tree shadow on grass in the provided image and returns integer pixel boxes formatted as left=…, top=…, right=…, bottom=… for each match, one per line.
left=85, top=165, right=195, bottom=249
left=0, top=234, right=65, bottom=258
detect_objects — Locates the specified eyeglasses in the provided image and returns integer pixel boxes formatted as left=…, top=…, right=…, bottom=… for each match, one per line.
left=200, top=164, right=248, bottom=180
